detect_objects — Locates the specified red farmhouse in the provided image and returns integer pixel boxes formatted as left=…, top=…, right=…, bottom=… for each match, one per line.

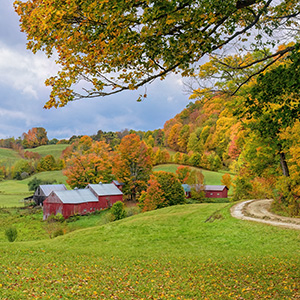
left=86, top=183, right=123, bottom=209
left=43, top=183, right=123, bottom=220
left=204, top=185, right=228, bottom=198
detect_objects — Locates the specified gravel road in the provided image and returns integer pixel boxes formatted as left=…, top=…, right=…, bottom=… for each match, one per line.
left=231, top=199, right=300, bottom=230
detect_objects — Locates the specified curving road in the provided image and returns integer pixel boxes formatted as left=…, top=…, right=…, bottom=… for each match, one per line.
left=231, top=199, right=300, bottom=230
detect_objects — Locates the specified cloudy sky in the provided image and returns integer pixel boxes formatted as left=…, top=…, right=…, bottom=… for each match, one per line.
left=0, top=3, right=191, bottom=140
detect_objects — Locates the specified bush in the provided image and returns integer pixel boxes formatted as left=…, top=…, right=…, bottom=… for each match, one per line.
left=28, top=177, right=57, bottom=191
left=53, top=228, right=64, bottom=238
left=110, top=201, right=126, bottom=221
left=126, top=206, right=141, bottom=217
left=5, top=227, right=18, bottom=242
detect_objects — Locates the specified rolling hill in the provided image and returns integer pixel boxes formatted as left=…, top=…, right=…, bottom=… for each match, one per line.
left=0, top=203, right=299, bottom=299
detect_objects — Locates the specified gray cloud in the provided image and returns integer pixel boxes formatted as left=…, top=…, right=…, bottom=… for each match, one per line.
left=0, top=4, right=190, bottom=140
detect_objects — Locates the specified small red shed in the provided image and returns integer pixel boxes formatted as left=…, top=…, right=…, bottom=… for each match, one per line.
left=112, top=180, right=124, bottom=191
left=43, top=189, right=99, bottom=220
left=204, top=185, right=228, bottom=198
left=86, top=183, right=123, bottom=209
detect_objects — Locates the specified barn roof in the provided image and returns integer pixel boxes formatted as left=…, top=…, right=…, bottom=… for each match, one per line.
left=182, top=184, right=191, bottom=192
left=52, top=189, right=98, bottom=204
left=38, top=184, right=67, bottom=196
left=112, top=180, right=124, bottom=186
left=204, top=185, right=228, bottom=191
left=87, top=183, right=123, bottom=196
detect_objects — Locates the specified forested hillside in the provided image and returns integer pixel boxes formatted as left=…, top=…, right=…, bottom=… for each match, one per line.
left=163, top=45, right=300, bottom=216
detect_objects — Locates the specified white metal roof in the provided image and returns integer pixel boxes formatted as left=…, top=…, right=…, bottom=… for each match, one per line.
left=39, top=184, right=67, bottom=196
left=204, top=185, right=227, bottom=191
left=53, top=189, right=98, bottom=204
left=87, top=183, right=123, bottom=196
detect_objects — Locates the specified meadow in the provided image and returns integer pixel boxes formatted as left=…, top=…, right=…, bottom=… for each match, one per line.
left=0, top=147, right=299, bottom=299
left=0, top=203, right=299, bottom=299
left=29, top=144, right=68, bottom=160
left=0, top=147, right=21, bottom=167
left=0, top=171, right=69, bottom=207
left=153, top=164, right=225, bottom=185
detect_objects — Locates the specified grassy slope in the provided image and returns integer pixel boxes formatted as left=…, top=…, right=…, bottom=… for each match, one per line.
left=153, top=164, right=225, bottom=185
left=0, top=203, right=299, bottom=299
left=29, top=144, right=68, bottom=159
left=0, top=147, right=22, bottom=166
left=0, top=171, right=69, bottom=207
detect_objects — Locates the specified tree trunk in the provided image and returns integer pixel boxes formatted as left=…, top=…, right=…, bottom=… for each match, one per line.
left=279, top=151, right=290, bottom=177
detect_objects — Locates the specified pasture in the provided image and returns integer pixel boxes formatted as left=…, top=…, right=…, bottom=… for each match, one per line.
left=0, top=203, right=299, bottom=299
left=153, top=163, right=227, bottom=186
left=0, top=171, right=69, bottom=207
left=29, top=144, right=69, bottom=159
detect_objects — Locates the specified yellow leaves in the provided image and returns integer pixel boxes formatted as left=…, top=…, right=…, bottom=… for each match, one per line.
left=165, top=17, right=176, bottom=25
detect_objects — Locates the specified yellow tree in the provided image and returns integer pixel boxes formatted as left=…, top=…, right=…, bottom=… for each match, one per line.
left=14, top=0, right=300, bottom=107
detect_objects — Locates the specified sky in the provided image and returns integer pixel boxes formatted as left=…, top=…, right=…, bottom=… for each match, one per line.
left=0, top=3, right=191, bottom=140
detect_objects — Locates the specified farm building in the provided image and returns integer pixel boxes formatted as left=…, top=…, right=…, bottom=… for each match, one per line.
left=204, top=185, right=228, bottom=198
left=182, top=184, right=228, bottom=199
left=43, top=189, right=100, bottom=220
left=112, top=180, right=124, bottom=191
left=86, top=183, right=123, bottom=209
left=182, top=184, right=192, bottom=198
left=33, top=184, right=67, bottom=206
left=43, top=182, right=123, bottom=220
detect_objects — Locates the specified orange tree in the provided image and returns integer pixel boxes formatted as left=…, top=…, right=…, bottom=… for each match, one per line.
left=139, top=171, right=185, bottom=212
left=22, top=127, right=48, bottom=149
left=63, top=137, right=113, bottom=188
left=14, top=0, right=299, bottom=107
left=113, top=134, right=153, bottom=201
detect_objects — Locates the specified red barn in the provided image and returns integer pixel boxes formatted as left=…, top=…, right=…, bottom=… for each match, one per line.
left=87, top=183, right=123, bottom=209
left=43, top=189, right=100, bottom=220
left=204, top=185, right=228, bottom=198
left=43, top=182, right=123, bottom=220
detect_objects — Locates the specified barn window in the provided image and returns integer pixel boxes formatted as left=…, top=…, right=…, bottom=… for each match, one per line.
left=217, top=193, right=220, bottom=196
left=210, top=193, right=213, bottom=196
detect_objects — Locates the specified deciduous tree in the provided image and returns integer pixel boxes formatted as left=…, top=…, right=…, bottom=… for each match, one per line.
left=15, top=0, right=299, bottom=107
left=64, top=140, right=113, bottom=188
left=113, top=134, right=153, bottom=201
left=139, top=171, right=185, bottom=211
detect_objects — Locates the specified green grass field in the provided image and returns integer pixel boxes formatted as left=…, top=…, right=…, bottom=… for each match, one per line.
left=29, top=144, right=69, bottom=159
left=0, top=171, right=69, bottom=207
left=153, top=163, right=226, bottom=185
left=0, top=147, right=22, bottom=166
left=0, top=203, right=299, bottom=299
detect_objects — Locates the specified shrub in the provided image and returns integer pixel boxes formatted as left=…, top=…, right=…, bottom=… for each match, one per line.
left=126, top=206, right=141, bottom=217
left=28, top=177, right=57, bottom=191
left=110, top=201, right=126, bottom=221
left=53, top=228, right=64, bottom=238
left=5, top=227, right=18, bottom=242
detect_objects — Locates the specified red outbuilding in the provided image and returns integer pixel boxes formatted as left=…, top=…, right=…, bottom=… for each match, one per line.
left=43, top=182, right=124, bottom=220
left=204, top=185, right=228, bottom=198
left=43, top=189, right=100, bottom=220
left=86, top=183, right=123, bottom=209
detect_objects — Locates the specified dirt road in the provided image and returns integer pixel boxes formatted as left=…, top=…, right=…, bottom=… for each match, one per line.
left=231, top=199, right=300, bottom=230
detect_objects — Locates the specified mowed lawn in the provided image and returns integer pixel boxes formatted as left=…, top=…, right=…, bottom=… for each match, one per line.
left=0, top=203, right=299, bottom=299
